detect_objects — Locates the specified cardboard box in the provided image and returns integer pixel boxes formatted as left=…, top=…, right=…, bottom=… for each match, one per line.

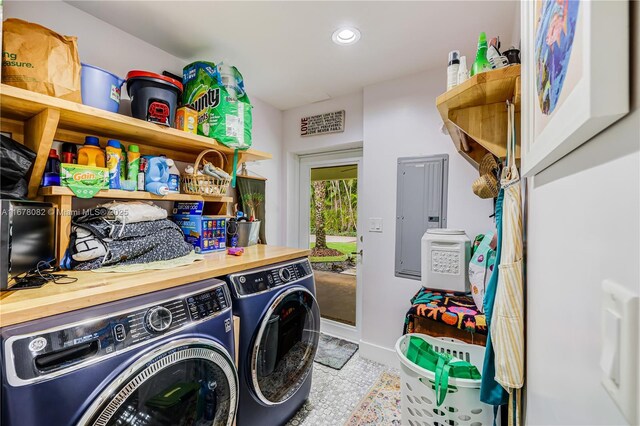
left=173, top=214, right=227, bottom=253
left=60, top=163, right=109, bottom=198
left=173, top=201, right=205, bottom=215
left=174, top=106, right=198, bottom=134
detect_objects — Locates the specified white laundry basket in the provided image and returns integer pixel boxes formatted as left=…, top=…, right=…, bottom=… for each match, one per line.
left=395, top=333, right=495, bottom=426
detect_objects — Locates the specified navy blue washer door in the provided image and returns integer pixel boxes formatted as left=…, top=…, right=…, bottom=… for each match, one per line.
left=251, top=287, right=320, bottom=405
left=77, top=338, right=237, bottom=426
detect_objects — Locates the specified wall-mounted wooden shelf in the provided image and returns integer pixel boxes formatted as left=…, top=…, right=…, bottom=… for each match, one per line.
left=0, top=84, right=271, bottom=196
left=39, top=186, right=233, bottom=203
left=436, top=65, right=521, bottom=169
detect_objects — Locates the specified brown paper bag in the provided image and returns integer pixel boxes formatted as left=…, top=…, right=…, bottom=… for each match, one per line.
left=2, top=18, right=81, bottom=102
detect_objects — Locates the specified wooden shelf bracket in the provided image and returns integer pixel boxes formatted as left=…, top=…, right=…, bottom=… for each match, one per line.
left=24, top=108, right=60, bottom=198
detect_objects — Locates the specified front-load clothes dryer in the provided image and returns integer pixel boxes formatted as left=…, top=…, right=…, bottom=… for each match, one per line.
left=1, top=278, right=238, bottom=426
left=225, top=258, right=320, bottom=426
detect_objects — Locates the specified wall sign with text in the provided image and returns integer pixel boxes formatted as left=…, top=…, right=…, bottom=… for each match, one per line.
left=300, top=110, right=345, bottom=137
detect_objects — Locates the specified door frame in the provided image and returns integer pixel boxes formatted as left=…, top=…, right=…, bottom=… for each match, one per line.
left=298, top=148, right=363, bottom=343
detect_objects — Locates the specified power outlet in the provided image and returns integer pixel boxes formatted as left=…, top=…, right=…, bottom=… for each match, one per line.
left=368, top=218, right=383, bottom=233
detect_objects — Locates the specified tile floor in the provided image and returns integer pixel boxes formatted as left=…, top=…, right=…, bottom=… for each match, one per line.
left=287, top=351, right=399, bottom=426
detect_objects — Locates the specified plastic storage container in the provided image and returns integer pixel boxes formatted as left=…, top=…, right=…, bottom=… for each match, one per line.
left=396, top=333, right=494, bottom=426
left=421, top=229, right=471, bottom=292
left=126, top=71, right=182, bottom=127
left=81, top=64, right=125, bottom=113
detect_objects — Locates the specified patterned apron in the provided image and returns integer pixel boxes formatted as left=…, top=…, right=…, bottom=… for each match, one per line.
left=491, top=102, right=524, bottom=426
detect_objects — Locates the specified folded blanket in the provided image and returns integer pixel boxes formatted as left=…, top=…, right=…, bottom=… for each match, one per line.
left=68, top=207, right=192, bottom=270
left=101, top=200, right=167, bottom=223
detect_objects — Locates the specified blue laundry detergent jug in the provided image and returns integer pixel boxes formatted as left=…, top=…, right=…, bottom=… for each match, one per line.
left=145, top=156, right=170, bottom=196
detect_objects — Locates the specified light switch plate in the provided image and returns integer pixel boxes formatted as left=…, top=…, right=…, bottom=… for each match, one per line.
left=601, top=280, right=639, bottom=425
left=368, top=218, right=383, bottom=233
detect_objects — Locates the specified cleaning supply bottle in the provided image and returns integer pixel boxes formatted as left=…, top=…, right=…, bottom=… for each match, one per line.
left=137, top=156, right=148, bottom=191
left=457, top=56, right=469, bottom=84
left=471, top=32, right=491, bottom=76
left=127, top=145, right=140, bottom=187
left=41, top=149, right=61, bottom=186
left=77, top=136, right=106, bottom=167
left=166, top=158, right=180, bottom=193
left=447, top=50, right=460, bottom=90
left=105, top=139, right=122, bottom=189
left=119, top=145, right=128, bottom=182
left=61, top=143, right=77, bottom=164
left=145, top=156, right=170, bottom=195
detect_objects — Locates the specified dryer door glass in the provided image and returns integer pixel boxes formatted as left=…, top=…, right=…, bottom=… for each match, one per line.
left=252, top=288, right=320, bottom=405
left=80, top=340, right=237, bottom=426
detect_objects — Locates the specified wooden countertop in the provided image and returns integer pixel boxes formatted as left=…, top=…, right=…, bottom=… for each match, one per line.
left=0, top=245, right=309, bottom=328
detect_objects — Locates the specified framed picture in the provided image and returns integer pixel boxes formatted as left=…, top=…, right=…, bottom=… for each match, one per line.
left=521, top=0, right=629, bottom=176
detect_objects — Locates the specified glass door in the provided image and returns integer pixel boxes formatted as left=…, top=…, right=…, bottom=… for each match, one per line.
left=299, top=150, right=363, bottom=341
left=79, top=339, right=237, bottom=426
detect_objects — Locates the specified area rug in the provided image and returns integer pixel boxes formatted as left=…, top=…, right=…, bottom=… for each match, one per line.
left=314, top=334, right=358, bottom=370
left=344, top=371, right=401, bottom=426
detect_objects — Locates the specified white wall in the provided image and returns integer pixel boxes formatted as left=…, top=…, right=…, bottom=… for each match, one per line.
left=525, top=3, right=640, bottom=425
left=282, top=70, right=493, bottom=364
left=4, top=1, right=285, bottom=245
left=246, top=97, right=284, bottom=245
left=359, top=68, right=493, bottom=363
left=5, top=1, right=185, bottom=86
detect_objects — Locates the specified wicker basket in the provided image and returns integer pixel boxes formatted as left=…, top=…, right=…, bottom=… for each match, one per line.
left=181, top=149, right=231, bottom=196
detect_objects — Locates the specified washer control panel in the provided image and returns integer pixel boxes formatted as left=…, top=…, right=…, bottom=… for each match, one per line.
left=231, top=258, right=313, bottom=297
left=7, top=283, right=231, bottom=384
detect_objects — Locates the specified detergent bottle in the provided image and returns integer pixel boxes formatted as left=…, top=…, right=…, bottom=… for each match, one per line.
left=166, top=158, right=180, bottom=193
left=77, top=136, right=106, bottom=167
left=127, top=145, right=140, bottom=185
left=145, top=156, right=170, bottom=196
left=105, top=139, right=122, bottom=189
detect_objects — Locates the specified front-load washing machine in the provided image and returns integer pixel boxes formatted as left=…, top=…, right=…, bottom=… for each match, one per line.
left=1, top=278, right=238, bottom=426
left=225, top=258, right=320, bottom=426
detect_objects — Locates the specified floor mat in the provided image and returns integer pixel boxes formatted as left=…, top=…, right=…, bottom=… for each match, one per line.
left=344, top=372, right=401, bottom=426
left=314, top=334, right=358, bottom=370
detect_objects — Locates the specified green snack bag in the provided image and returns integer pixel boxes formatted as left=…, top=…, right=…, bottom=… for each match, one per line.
left=183, top=61, right=252, bottom=186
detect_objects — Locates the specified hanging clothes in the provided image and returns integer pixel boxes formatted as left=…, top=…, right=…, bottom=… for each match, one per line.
left=491, top=101, right=524, bottom=426
left=480, top=187, right=509, bottom=409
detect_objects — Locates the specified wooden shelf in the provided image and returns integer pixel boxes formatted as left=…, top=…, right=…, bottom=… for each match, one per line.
left=0, top=84, right=272, bottom=198
left=436, top=65, right=521, bottom=169
left=39, top=186, right=233, bottom=203
left=0, top=84, right=271, bottom=161
left=0, top=245, right=310, bottom=327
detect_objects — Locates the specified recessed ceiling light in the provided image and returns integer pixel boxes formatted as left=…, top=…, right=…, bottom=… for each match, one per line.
left=332, top=27, right=361, bottom=45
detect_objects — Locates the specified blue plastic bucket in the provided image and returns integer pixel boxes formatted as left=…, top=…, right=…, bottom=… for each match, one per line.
left=81, top=63, right=125, bottom=113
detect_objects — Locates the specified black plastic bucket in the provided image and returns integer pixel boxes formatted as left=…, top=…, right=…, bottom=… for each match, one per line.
left=126, top=71, right=183, bottom=126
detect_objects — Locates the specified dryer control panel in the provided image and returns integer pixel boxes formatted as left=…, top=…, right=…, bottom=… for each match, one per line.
left=5, top=282, right=231, bottom=386
left=230, top=258, right=313, bottom=297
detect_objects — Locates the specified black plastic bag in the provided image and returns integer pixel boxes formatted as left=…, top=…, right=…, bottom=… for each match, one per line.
left=1, top=134, right=36, bottom=199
